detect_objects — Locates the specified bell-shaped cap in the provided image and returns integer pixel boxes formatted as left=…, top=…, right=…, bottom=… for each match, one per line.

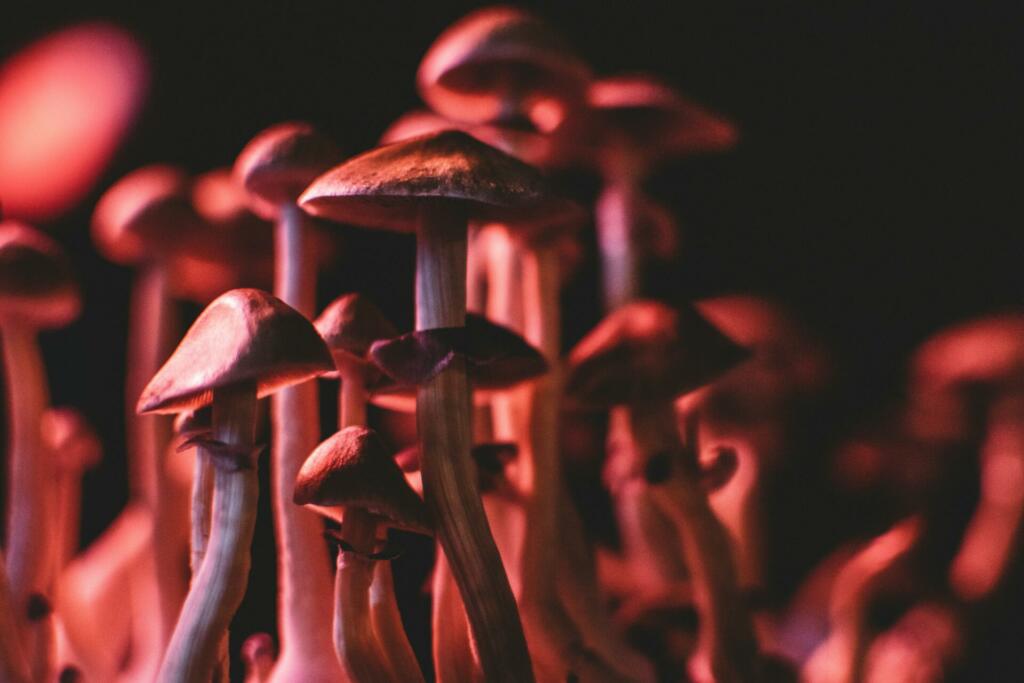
left=234, top=121, right=342, bottom=217
left=92, top=165, right=201, bottom=265
left=369, top=312, right=547, bottom=388
left=0, top=220, right=80, bottom=327
left=417, top=6, right=590, bottom=126
left=42, top=407, right=102, bottom=473
left=566, top=300, right=749, bottom=409
left=137, top=288, right=333, bottom=414
left=294, top=426, right=430, bottom=535
left=299, top=130, right=561, bottom=233
left=588, top=75, right=737, bottom=172
left=315, top=293, right=398, bottom=381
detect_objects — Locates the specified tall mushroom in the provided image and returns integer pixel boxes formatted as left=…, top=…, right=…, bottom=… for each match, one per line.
left=294, top=425, right=431, bottom=683
left=300, top=129, right=561, bottom=682
left=566, top=300, right=759, bottom=683
left=234, top=122, right=344, bottom=682
left=0, top=220, right=80, bottom=679
left=137, top=288, right=333, bottom=682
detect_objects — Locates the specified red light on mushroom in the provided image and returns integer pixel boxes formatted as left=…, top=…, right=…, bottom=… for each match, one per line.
left=0, top=23, right=148, bottom=220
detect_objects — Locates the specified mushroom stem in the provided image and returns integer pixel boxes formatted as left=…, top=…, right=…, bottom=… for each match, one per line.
left=431, top=552, right=479, bottom=683
left=189, top=451, right=214, bottom=577
left=595, top=176, right=640, bottom=311
left=370, top=559, right=425, bottom=683
left=2, top=323, right=53, bottom=670
left=637, top=406, right=759, bottom=683
left=158, top=382, right=258, bottom=683
left=270, top=203, right=337, bottom=671
left=126, top=264, right=185, bottom=653
left=333, top=507, right=394, bottom=682
left=339, top=371, right=368, bottom=429
left=415, top=203, right=534, bottom=683
left=0, top=551, right=30, bottom=683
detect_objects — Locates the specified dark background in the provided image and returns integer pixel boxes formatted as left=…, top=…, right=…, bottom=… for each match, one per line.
left=2, top=0, right=1022, bottom=677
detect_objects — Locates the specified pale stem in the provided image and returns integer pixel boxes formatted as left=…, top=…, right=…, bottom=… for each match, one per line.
left=339, top=370, right=368, bottom=430
left=0, top=551, right=30, bottom=683
left=369, top=559, right=425, bottom=683
left=595, top=177, right=641, bottom=311
left=431, top=551, right=479, bottom=683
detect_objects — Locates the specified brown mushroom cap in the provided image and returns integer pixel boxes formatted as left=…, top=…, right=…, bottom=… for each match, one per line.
left=314, top=293, right=399, bottom=382
left=42, top=407, right=102, bottom=473
left=0, top=220, right=80, bottom=327
left=368, top=312, right=548, bottom=389
left=299, top=130, right=562, bottom=233
left=91, top=165, right=201, bottom=265
left=588, top=75, right=738, bottom=170
left=293, top=426, right=430, bottom=535
left=137, top=288, right=333, bottom=414
left=912, top=314, right=1024, bottom=392
left=565, top=300, right=749, bottom=409
left=417, top=6, right=590, bottom=126
left=234, top=121, right=342, bottom=217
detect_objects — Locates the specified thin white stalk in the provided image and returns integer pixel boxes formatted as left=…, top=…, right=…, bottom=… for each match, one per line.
left=0, top=551, right=30, bottom=683
left=595, top=177, right=641, bottom=311
left=431, top=552, right=479, bottom=683
left=370, top=557, right=425, bottom=683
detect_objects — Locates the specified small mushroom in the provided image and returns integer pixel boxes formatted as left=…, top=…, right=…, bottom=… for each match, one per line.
left=0, top=220, right=80, bottom=680
left=138, top=288, right=333, bottom=682
left=235, top=121, right=345, bottom=681
left=294, top=426, right=430, bottom=683
left=566, top=300, right=758, bottom=683
left=301, top=130, right=561, bottom=682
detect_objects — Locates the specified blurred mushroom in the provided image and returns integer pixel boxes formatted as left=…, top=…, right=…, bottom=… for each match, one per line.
left=235, top=122, right=345, bottom=682
left=301, top=129, right=560, bottom=682
left=138, top=288, right=333, bottom=681
left=241, top=633, right=276, bottom=683
left=294, top=426, right=431, bottom=683
left=0, top=220, right=80, bottom=680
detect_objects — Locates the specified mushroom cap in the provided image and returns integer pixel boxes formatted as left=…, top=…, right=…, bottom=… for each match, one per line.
left=137, top=288, right=333, bottom=414
left=92, top=165, right=200, bottom=265
left=417, top=6, right=590, bottom=126
left=587, top=75, right=737, bottom=171
left=299, top=130, right=561, bottom=233
left=42, top=407, right=102, bottom=473
left=379, top=110, right=460, bottom=145
left=293, top=426, right=430, bottom=535
left=234, top=121, right=342, bottom=216
left=912, top=314, right=1024, bottom=392
left=565, top=300, right=749, bottom=409
left=0, top=220, right=80, bottom=327
left=192, top=167, right=270, bottom=233
left=315, top=293, right=398, bottom=380
left=369, top=312, right=548, bottom=388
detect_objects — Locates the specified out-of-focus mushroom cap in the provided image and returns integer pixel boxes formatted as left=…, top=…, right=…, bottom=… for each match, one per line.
left=0, top=220, right=80, bottom=327
left=91, top=165, right=199, bottom=265
left=912, top=314, right=1024, bottom=392
left=379, top=110, right=461, bottom=145
left=369, top=312, right=547, bottom=388
left=42, top=407, right=102, bottom=473
left=137, top=288, right=333, bottom=414
left=566, top=300, right=749, bottom=409
left=192, top=167, right=270, bottom=233
left=315, top=293, right=398, bottom=381
left=588, top=75, right=737, bottom=170
left=299, top=130, right=562, bottom=233
left=293, top=426, right=431, bottom=535
left=417, top=6, right=590, bottom=126
left=234, top=122, right=342, bottom=217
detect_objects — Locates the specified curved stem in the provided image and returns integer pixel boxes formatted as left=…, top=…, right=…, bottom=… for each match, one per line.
left=415, top=205, right=534, bottom=683
left=190, top=451, right=214, bottom=578
left=370, top=559, right=424, bottom=683
left=0, top=551, right=30, bottom=683
left=334, top=508, right=393, bottom=682
left=431, top=551, right=479, bottom=683
left=157, top=383, right=258, bottom=683
left=595, top=177, right=641, bottom=311
left=270, top=204, right=340, bottom=679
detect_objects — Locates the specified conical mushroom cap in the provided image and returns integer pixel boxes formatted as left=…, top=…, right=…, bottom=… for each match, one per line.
left=315, top=293, right=398, bottom=368
left=234, top=121, right=342, bottom=216
left=137, top=288, right=333, bottom=414
left=293, top=426, right=430, bottom=535
left=566, top=300, right=749, bottom=409
left=299, top=130, right=561, bottom=233
left=417, top=6, right=590, bottom=125
left=0, top=220, right=80, bottom=328
left=588, top=75, right=737, bottom=171
left=92, top=165, right=201, bottom=265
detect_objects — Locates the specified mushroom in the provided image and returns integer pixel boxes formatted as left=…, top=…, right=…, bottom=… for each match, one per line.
left=0, top=220, right=80, bottom=679
left=137, top=288, right=333, bottom=682
left=241, top=633, right=276, bottom=683
left=234, top=122, right=344, bottom=682
left=92, top=165, right=202, bottom=661
left=294, top=426, right=431, bottom=683
left=566, top=300, right=758, bottom=683
left=585, top=74, right=737, bottom=310
left=300, top=130, right=560, bottom=682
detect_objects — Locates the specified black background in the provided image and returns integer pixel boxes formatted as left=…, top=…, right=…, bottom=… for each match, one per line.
left=2, top=0, right=1022, bottom=678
